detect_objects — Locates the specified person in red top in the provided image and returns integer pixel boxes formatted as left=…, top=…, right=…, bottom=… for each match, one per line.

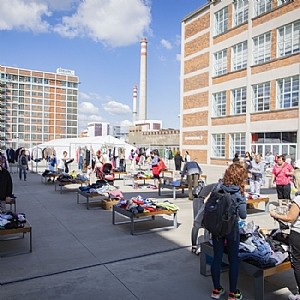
left=272, top=155, right=294, bottom=206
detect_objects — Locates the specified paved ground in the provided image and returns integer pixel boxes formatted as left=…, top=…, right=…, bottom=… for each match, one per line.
left=0, top=164, right=297, bottom=300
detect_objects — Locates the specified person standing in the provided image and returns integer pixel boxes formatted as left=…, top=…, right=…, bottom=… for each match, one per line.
left=181, top=160, right=202, bottom=200
left=184, top=151, right=191, bottom=162
left=270, top=169, right=300, bottom=300
left=150, top=150, right=161, bottom=189
left=210, top=163, right=247, bottom=300
left=0, top=164, right=13, bottom=213
left=249, top=154, right=265, bottom=195
left=272, top=155, right=294, bottom=206
left=174, top=150, right=184, bottom=171
left=57, top=151, right=74, bottom=174
left=18, top=149, right=28, bottom=181
left=0, top=151, right=8, bottom=169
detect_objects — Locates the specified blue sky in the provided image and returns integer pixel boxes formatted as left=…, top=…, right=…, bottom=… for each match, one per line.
left=0, top=0, right=206, bottom=131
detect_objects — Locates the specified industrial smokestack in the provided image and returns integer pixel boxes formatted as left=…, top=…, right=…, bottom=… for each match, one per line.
left=138, top=38, right=147, bottom=120
left=132, top=85, right=138, bottom=123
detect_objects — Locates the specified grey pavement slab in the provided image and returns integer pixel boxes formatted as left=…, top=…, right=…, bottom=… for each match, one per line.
left=0, top=165, right=296, bottom=299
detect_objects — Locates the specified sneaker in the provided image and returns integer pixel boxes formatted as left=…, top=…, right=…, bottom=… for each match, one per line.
left=228, top=290, right=242, bottom=300
left=211, top=287, right=225, bottom=299
left=289, top=294, right=300, bottom=300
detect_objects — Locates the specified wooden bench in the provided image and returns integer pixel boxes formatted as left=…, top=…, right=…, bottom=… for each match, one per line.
left=112, top=205, right=178, bottom=235
left=247, top=197, right=270, bottom=213
left=77, top=189, right=108, bottom=210
left=114, top=171, right=127, bottom=180
left=4, top=197, right=17, bottom=213
left=0, top=221, right=32, bottom=255
left=55, top=180, right=89, bottom=194
left=41, top=173, right=59, bottom=184
left=158, top=183, right=188, bottom=199
left=200, top=241, right=291, bottom=300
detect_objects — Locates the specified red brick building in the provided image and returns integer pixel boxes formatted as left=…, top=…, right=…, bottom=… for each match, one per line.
left=180, top=0, right=300, bottom=164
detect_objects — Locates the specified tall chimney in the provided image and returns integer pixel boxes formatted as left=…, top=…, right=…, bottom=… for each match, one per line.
left=139, top=38, right=147, bottom=120
left=132, top=85, right=138, bottom=123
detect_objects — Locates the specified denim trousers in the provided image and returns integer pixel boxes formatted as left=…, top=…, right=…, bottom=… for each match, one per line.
left=289, top=230, right=300, bottom=292
left=19, top=167, right=27, bottom=180
left=211, top=228, right=240, bottom=292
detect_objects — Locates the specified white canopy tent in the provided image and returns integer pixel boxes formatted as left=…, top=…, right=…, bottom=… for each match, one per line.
left=32, top=135, right=135, bottom=161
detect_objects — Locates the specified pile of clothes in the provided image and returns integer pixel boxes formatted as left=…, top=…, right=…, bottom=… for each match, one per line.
left=0, top=212, right=27, bottom=229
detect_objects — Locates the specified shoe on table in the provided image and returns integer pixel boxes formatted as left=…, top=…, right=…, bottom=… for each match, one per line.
left=228, top=289, right=242, bottom=300
left=211, top=287, right=225, bottom=299
left=289, top=294, right=300, bottom=300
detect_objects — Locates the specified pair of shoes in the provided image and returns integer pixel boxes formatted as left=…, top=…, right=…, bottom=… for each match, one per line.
left=211, top=287, right=225, bottom=299
left=289, top=294, right=300, bottom=300
left=228, top=290, right=242, bottom=300
left=191, top=246, right=201, bottom=255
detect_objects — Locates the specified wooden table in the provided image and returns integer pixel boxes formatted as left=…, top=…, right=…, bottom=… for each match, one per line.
left=114, top=171, right=127, bottom=180
left=41, top=173, right=59, bottom=183
left=0, top=221, right=32, bottom=255
left=158, top=183, right=188, bottom=199
left=123, top=175, right=154, bottom=187
left=77, top=189, right=108, bottom=209
left=247, top=197, right=270, bottom=213
left=55, top=179, right=89, bottom=194
left=112, top=205, right=178, bottom=235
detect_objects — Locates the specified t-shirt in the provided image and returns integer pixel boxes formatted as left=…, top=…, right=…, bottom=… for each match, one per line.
left=272, top=162, right=293, bottom=185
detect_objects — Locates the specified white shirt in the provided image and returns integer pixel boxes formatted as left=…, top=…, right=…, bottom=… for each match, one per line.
left=291, top=195, right=300, bottom=234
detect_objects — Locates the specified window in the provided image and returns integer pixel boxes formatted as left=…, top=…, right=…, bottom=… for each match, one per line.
left=253, top=32, right=271, bottom=65
left=214, top=7, right=228, bottom=36
left=233, top=0, right=248, bottom=27
left=252, top=82, right=270, bottom=112
left=277, top=75, right=299, bottom=108
left=253, top=0, right=272, bottom=17
left=232, top=87, right=246, bottom=114
left=212, top=134, right=225, bottom=157
left=232, top=41, right=247, bottom=70
left=230, top=133, right=246, bottom=157
left=278, top=21, right=300, bottom=57
left=214, top=49, right=227, bottom=76
left=213, top=91, right=226, bottom=117
left=278, top=0, right=293, bottom=6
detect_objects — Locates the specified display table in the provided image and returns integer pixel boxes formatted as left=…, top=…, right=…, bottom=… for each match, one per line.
left=200, top=241, right=291, bottom=300
left=247, top=197, right=270, bottom=213
left=112, top=205, right=178, bottom=235
left=0, top=221, right=32, bottom=255
left=158, top=183, right=188, bottom=199
left=55, top=179, right=89, bottom=194
left=77, top=189, right=108, bottom=209
left=123, top=175, right=154, bottom=187
left=41, top=173, right=59, bottom=184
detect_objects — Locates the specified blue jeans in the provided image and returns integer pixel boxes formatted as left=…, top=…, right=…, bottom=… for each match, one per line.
left=211, top=228, right=240, bottom=292
left=19, top=167, right=27, bottom=180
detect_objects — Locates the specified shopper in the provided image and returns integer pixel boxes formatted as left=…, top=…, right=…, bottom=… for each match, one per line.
left=57, top=151, right=74, bottom=174
left=0, top=151, right=8, bottom=169
left=184, top=150, right=191, bottom=162
left=249, top=153, right=265, bottom=195
left=270, top=169, right=300, bottom=300
left=181, top=160, right=202, bottom=200
left=18, top=149, right=28, bottom=181
left=272, top=154, right=294, bottom=206
left=174, top=150, right=184, bottom=171
left=150, top=150, right=161, bottom=189
left=210, top=163, right=247, bottom=300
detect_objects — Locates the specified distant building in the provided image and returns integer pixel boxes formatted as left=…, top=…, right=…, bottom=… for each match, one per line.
left=133, top=119, right=162, bottom=131
left=87, top=122, right=110, bottom=137
left=180, top=0, right=300, bottom=164
left=0, top=65, right=79, bottom=149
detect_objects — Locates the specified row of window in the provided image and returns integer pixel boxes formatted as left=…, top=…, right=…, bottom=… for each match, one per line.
left=8, top=97, right=78, bottom=104
left=0, top=74, right=78, bottom=88
left=213, top=75, right=299, bottom=116
left=214, top=20, right=300, bottom=76
left=212, top=131, right=297, bottom=158
left=215, top=0, right=293, bottom=36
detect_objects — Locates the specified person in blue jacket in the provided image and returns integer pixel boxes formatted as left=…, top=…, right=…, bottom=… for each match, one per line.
left=211, top=163, right=248, bottom=300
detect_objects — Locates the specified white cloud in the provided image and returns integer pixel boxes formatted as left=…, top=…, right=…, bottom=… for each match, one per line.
left=79, top=101, right=100, bottom=114
left=120, top=119, right=133, bottom=127
left=103, top=101, right=131, bottom=115
left=0, top=0, right=51, bottom=32
left=160, top=38, right=172, bottom=50
left=53, top=0, right=152, bottom=47
left=78, top=101, right=103, bottom=130
left=176, top=53, right=181, bottom=61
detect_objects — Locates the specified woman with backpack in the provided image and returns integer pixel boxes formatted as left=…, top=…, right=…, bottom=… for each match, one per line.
left=210, top=163, right=248, bottom=300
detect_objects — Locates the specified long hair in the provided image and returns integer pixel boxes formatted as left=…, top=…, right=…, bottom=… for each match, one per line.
left=223, top=163, right=248, bottom=195
left=294, top=169, right=300, bottom=190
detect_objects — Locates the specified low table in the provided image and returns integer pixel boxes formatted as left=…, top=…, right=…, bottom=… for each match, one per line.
left=114, top=171, right=127, bottom=180
left=41, top=173, right=59, bottom=184
left=112, top=205, right=178, bottom=235
left=247, top=197, right=270, bottom=213
left=55, top=180, right=89, bottom=194
left=0, top=221, right=32, bottom=255
left=158, top=183, right=188, bottom=199
left=123, top=176, right=154, bottom=187
left=77, top=189, right=108, bottom=209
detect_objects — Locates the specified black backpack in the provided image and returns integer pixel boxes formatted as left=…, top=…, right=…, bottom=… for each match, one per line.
left=202, top=186, right=238, bottom=238
left=21, top=156, right=27, bottom=165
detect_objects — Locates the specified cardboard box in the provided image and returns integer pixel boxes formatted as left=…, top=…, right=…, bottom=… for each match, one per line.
left=102, top=199, right=119, bottom=210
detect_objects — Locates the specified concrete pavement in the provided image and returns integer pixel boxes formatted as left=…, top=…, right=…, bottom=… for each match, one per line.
left=0, top=164, right=296, bottom=300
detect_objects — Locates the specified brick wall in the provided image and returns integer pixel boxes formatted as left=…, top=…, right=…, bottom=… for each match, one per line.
left=183, top=91, right=209, bottom=109
left=184, top=33, right=210, bottom=57
left=183, top=111, right=208, bottom=127
left=184, top=72, right=209, bottom=92
left=184, top=52, right=209, bottom=74
left=185, top=12, right=210, bottom=39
